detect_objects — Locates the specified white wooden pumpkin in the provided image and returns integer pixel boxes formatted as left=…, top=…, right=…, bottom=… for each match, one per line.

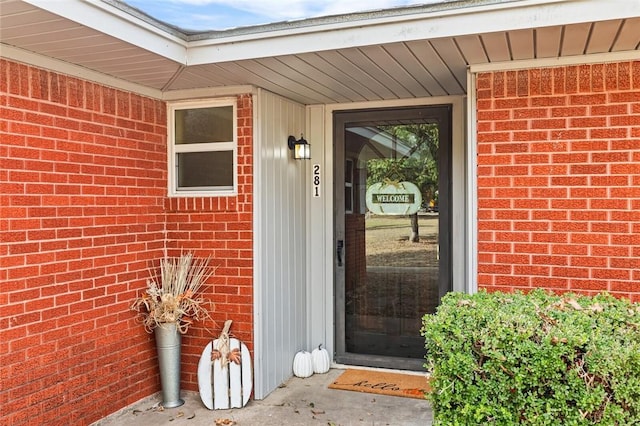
left=293, top=350, right=313, bottom=378
left=311, top=344, right=330, bottom=374
left=197, top=337, right=252, bottom=410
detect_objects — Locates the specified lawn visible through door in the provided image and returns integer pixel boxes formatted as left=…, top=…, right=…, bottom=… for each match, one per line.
left=334, top=105, right=452, bottom=370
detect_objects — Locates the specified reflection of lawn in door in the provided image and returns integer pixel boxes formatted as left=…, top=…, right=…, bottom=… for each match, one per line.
left=346, top=213, right=439, bottom=358
left=365, top=214, right=438, bottom=267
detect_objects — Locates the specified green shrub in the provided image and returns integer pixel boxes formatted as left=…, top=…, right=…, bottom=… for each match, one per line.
left=421, top=290, right=640, bottom=425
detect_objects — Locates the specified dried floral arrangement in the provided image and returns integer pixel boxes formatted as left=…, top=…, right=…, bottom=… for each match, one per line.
left=131, top=252, right=215, bottom=333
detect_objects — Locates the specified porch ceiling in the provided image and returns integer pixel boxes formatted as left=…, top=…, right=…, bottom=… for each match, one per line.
left=1, top=0, right=639, bottom=105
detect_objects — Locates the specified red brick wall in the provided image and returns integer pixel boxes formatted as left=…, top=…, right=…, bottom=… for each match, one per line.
left=0, top=59, right=253, bottom=424
left=476, top=61, right=640, bottom=302
left=163, top=94, right=254, bottom=390
left=345, top=213, right=366, bottom=311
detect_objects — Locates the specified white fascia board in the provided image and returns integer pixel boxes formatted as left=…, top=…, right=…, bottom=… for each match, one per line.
left=23, top=0, right=187, bottom=64
left=186, top=0, right=640, bottom=65
left=1, top=43, right=163, bottom=99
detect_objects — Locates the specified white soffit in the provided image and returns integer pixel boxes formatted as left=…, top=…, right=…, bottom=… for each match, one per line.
left=22, top=0, right=187, bottom=63
left=1, top=0, right=639, bottom=104
left=0, top=43, right=164, bottom=98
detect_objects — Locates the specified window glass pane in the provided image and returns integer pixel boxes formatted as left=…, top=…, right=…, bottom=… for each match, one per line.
left=345, top=187, right=353, bottom=213
left=175, top=106, right=233, bottom=144
left=177, top=151, right=234, bottom=188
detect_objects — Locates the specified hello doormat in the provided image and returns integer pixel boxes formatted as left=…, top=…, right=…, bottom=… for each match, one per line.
left=328, top=369, right=430, bottom=400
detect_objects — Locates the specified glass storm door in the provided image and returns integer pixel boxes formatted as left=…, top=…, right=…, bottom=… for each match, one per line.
left=334, top=106, right=452, bottom=370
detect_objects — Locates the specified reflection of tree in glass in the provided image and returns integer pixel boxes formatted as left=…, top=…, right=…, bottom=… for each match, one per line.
left=366, top=123, right=439, bottom=242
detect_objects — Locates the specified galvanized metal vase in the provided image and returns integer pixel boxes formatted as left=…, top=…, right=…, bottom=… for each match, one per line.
left=154, top=322, right=185, bottom=408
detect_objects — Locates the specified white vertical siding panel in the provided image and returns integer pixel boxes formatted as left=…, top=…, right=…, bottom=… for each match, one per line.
left=254, top=89, right=307, bottom=399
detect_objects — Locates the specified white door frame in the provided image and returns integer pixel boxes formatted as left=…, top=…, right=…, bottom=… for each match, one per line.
left=305, top=95, right=471, bottom=365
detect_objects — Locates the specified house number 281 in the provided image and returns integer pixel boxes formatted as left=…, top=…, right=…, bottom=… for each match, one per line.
left=312, top=164, right=320, bottom=198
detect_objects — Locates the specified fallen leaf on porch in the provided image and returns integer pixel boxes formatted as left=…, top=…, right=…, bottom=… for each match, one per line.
left=132, top=409, right=142, bottom=415
left=176, top=411, right=184, bottom=418
left=187, top=413, right=196, bottom=419
left=311, top=409, right=325, bottom=415
left=214, top=418, right=236, bottom=426
left=403, top=388, right=425, bottom=396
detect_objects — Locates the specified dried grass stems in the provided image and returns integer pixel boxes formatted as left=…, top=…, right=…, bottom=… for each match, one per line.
left=131, top=253, right=215, bottom=334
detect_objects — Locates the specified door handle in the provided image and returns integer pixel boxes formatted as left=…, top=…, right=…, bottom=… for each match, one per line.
left=336, top=239, right=344, bottom=267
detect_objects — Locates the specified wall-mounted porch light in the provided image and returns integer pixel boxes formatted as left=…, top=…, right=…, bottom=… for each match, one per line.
left=288, top=135, right=311, bottom=160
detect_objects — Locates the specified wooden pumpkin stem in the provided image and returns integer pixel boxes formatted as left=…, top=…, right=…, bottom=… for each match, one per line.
left=214, top=320, right=233, bottom=368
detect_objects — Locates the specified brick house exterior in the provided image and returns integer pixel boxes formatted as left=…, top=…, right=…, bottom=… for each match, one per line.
left=476, top=62, right=640, bottom=302
left=1, top=1, right=639, bottom=425
left=0, top=59, right=254, bottom=423
left=3, top=54, right=638, bottom=426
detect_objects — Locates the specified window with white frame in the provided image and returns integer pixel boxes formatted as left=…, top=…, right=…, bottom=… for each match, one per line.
left=168, top=98, right=237, bottom=196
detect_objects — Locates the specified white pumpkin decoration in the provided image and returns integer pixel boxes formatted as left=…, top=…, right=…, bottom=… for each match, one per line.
left=311, top=344, right=330, bottom=374
left=293, top=350, right=313, bottom=378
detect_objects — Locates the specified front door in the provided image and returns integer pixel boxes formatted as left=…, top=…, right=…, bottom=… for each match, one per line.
left=334, top=105, right=452, bottom=370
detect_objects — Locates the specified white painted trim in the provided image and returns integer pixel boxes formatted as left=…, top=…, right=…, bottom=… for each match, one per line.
left=162, top=86, right=257, bottom=101
left=466, top=70, right=478, bottom=295
left=324, top=95, right=463, bottom=113
left=305, top=104, right=329, bottom=356
left=449, top=96, right=466, bottom=294
left=190, top=0, right=569, bottom=46
left=320, top=95, right=469, bottom=355
left=9, top=0, right=640, bottom=69
left=322, top=104, right=335, bottom=360
left=0, top=44, right=163, bottom=99
left=22, top=0, right=640, bottom=67
left=166, top=98, right=238, bottom=197
left=470, top=50, right=640, bottom=73
left=185, top=0, right=640, bottom=65
left=23, top=0, right=187, bottom=63
left=252, top=91, right=263, bottom=399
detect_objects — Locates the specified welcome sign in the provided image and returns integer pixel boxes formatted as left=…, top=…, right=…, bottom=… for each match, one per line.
left=365, top=181, right=422, bottom=215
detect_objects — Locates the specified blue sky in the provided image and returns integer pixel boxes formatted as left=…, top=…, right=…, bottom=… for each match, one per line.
left=124, top=0, right=428, bottom=32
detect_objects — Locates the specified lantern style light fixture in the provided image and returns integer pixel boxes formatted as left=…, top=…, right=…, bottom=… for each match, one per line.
left=288, top=135, right=311, bottom=160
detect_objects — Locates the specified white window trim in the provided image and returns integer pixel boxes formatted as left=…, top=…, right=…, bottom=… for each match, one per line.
left=167, top=98, right=238, bottom=197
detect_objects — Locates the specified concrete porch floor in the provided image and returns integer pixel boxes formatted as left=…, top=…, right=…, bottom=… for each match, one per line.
left=93, top=368, right=433, bottom=426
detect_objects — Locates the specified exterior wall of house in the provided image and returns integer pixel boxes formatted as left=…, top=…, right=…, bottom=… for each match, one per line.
left=163, top=94, right=254, bottom=390
left=0, top=59, right=254, bottom=425
left=476, top=60, right=640, bottom=302
left=252, top=89, right=307, bottom=399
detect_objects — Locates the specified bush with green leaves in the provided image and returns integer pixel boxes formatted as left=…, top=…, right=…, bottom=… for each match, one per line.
left=421, top=290, right=640, bottom=425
